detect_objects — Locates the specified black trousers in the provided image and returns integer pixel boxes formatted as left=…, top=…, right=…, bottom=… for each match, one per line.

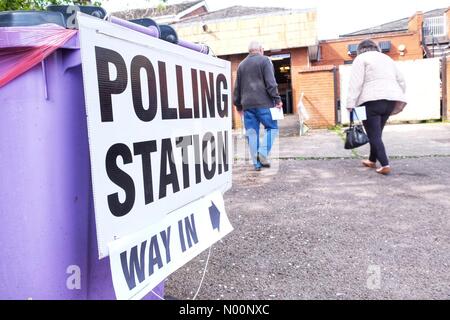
left=362, top=100, right=395, bottom=167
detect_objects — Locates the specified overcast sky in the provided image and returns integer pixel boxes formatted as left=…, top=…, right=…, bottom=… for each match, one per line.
left=102, top=0, right=450, bottom=39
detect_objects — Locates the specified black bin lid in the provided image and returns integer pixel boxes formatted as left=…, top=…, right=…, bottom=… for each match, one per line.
left=0, top=10, right=66, bottom=27
left=129, top=18, right=161, bottom=34
left=159, top=24, right=178, bottom=44
left=129, top=18, right=158, bottom=28
left=46, top=5, right=107, bottom=21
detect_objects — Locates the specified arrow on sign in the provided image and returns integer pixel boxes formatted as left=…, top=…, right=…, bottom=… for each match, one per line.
left=209, top=201, right=221, bottom=231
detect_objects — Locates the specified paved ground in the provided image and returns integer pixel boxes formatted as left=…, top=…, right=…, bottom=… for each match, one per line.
left=165, top=119, right=450, bottom=300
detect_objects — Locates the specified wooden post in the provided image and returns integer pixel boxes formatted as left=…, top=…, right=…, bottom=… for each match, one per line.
left=442, top=56, right=448, bottom=121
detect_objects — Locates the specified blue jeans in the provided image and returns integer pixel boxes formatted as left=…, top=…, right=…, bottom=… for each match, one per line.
left=244, top=108, right=279, bottom=169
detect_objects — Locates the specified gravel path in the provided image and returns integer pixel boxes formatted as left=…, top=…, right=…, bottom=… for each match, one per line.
left=165, top=157, right=450, bottom=300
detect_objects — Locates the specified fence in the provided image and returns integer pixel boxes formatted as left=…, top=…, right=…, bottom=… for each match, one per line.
left=339, top=58, right=442, bottom=124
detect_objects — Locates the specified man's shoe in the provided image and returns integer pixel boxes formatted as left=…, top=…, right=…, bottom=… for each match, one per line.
left=255, top=167, right=262, bottom=172
left=258, top=153, right=271, bottom=168
left=362, top=160, right=377, bottom=169
left=376, top=166, right=391, bottom=175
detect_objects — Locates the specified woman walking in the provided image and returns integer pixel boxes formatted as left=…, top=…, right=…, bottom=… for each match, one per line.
left=347, top=39, right=407, bottom=175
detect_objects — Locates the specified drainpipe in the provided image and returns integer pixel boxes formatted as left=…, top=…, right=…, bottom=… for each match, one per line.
left=421, top=22, right=432, bottom=58
left=333, top=66, right=339, bottom=125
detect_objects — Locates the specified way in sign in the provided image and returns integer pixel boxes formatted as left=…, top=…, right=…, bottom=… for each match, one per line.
left=120, top=213, right=199, bottom=290
left=108, top=191, right=231, bottom=300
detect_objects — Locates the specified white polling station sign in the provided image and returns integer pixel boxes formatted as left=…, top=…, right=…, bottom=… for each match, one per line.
left=77, top=14, right=232, bottom=258
left=109, top=190, right=233, bottom=300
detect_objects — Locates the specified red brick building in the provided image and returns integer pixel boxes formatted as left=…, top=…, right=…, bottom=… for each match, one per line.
left=300, top=8, right=450, bottom=128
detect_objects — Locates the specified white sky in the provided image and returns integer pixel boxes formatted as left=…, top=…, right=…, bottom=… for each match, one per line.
left=101, top=0, right=450, bottom=39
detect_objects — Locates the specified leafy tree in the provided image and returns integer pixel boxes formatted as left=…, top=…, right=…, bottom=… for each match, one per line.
left=0, top=0, right=98, bottom=11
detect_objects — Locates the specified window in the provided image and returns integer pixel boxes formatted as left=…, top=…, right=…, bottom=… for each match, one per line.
left=378, top=41, right=391, bottom=53
left=347, top=44, right=358, bottom=56
left=348, top=41, right=391, bottom=55
left=424, top=15, right=447, bottom=37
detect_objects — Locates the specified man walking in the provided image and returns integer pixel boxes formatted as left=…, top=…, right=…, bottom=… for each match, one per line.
left=233, top=41, right=283, bottom=171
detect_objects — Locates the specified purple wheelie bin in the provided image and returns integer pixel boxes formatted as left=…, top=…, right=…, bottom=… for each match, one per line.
left=0, top=17, right=164, bottom=300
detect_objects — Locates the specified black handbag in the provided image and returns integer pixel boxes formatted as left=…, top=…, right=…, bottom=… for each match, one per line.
left=344, top=110, right=369, bottom=149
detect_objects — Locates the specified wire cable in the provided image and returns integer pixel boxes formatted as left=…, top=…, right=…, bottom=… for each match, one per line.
left=192, top=245, right=213, bottom=300
left=148, top=245, right=213, bottom=300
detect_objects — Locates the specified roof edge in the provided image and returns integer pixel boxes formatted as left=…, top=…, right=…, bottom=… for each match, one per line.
left=339, top=28, right=409, bottom=38
left=176, top=0, right=208, bottom=19
left=339, top=7, right=449, bottom=39
left=322, top=31, right=415, bottom=43
left=111, top=0, right=205, bottom=18
left=172, top=7, right=316, bottom=27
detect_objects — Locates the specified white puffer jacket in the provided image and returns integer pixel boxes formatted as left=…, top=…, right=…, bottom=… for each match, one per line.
left=346, top=51, right=407, bottom=114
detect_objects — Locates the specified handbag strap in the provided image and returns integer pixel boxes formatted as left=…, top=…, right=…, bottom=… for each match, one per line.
left=350, top=110, right=361, bottom=125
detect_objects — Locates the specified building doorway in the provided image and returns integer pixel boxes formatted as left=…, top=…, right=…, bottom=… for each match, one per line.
left=270, top=53, right=293, bottom=114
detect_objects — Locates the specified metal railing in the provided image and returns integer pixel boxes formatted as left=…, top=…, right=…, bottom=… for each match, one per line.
left=423, top=15, right=447, bottom=37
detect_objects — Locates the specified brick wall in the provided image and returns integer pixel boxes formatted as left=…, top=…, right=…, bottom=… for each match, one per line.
left=297, top=66, right=336, bottom=129
left=290, top=47, right=309, bottom=114
left=228, top=54, right=246, bottom=129
left=314, top=32, right=423, bottom=67
left=446, top=8, right=450, bottom=39
left=407, top=11, right=424, bottom=35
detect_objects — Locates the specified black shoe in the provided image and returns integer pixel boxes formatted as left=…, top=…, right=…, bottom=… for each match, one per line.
left=255, top=167, right=262, bottom=172
left=258, top=153, right=271, bottom=168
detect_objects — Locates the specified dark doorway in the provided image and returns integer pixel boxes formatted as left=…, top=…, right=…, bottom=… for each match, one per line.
left=270, top=53, right=293, bottom=114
